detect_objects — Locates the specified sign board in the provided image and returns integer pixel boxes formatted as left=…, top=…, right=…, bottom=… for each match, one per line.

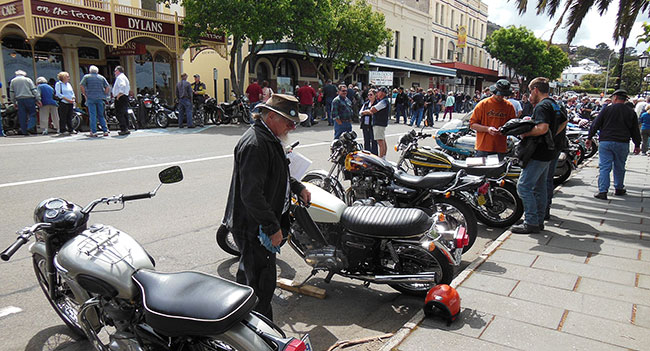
left=0, top=1, right=23, bottom=20
left=114, top=14, right=174, bottom=35
left=369, top=71, right=393, bottom=86
left=106, top=42, right=146, bottom=56
left=457, top=25, right=467, bottom=49
left=32, top=0, right=110, bottom=26
left=213, top=68, right=218, bottom=80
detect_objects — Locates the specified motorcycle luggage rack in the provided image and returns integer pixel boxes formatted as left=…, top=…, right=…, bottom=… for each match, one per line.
left=77, top=227, right=135, bottom=268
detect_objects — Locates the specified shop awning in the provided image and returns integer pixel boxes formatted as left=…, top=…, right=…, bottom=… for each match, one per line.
left=432, top=62, right=499, bottom=78
left=366, top=56, right=456, bottom=77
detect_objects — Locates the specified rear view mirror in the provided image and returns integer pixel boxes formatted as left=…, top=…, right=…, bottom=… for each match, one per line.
left=159, top=166, right=183, bottom=184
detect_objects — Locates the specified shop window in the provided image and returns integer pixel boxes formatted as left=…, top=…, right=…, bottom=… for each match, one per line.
left=2, top=35, right=34, bottom=79
left=141, top=0, right=157, bottom=11
left=447, top=41, right=455, bottom=61
left=34, top=38, right=63, bottom=82
left=154, top=52, right=172, bottom=103
left=256, top=62, right=270, bottom=84
left=78, top=47, right=100, bottom=60
left=276, top=59, right=296, bottom=94
left=135, top=51, right=154, bottom=95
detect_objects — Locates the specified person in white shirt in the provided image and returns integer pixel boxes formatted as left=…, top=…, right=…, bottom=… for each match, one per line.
left=111, top=66, right=131, bottom=135
left=507, top=92, right=523, bottom=118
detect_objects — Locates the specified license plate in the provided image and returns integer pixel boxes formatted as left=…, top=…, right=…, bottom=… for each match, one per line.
left=301, top=334, right=313, bottom=351
left=477, top=195, right=487, bottom=206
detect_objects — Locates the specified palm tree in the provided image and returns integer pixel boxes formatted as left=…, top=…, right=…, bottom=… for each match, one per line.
left=511, top=0, right=649, bottom=89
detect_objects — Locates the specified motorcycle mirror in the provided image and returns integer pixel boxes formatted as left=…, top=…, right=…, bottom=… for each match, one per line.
left=158, top=166, right=183, bottom=184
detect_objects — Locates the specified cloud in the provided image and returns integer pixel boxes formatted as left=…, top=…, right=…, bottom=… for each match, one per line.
left=487, top=0, right=650, bottom=52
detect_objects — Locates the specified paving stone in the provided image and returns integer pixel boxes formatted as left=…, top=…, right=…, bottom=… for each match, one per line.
left=488, top=249, right=538, bottom=267
left=576, top=277, right=650, bottom=306
left=507, top=232, right=553, bottom=246
left=562, top=311, right=650, bottom=350
left=479, top=316, right=626, bottom=351
left=602, top=210, right=646, bottom=223
left=638, top=274, right=650, bottom=290
left=587, top=253, right=650, bottom=275
left=543, top=232, right=641, bottom=260
left=461, top=272, right=518, bottom=296
left=634, top=304, right=650, bottom=329
left=398, top=323, right=516, bottom=351
left=475, top=261, right=577, bottom=290
left=532, top=255, right=636, bottom=285
left=501, top=238, right=588, bottom=263
left=419, top=308, right=493, bottom=338
left=559, top=218, right=603, bottom=233
left=456, top=287, right=565, bottom=329
left=510, top=281, right=633, bottom=324
left=600, top=219, right=647, bottom=235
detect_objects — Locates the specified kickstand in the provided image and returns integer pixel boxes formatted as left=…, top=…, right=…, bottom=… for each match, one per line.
left=296, top=270, right=318, bottom=287
left=324, top=271, right=335, bottom=284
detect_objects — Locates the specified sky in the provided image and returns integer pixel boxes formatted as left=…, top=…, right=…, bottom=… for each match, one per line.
left=487, top=0, right=650, bottom=53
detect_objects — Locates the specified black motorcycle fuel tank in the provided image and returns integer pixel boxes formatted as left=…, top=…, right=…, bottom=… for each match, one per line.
left=344, top=151, right=395, bottom=175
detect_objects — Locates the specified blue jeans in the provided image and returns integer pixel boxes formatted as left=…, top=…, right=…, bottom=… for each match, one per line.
left=409, top=107, right=424, bottom=127
left=517, top=159, right=550, bottom=226
left=17, top=98, right=37, bottom=133
left=598, top=141, right=629, bottom=193
left=334, top=120, right=352, bottom=139
left=178, top=98, right=193, bottom=127
left=545, top=155, right=560, bottom=216
left=87, top=98, right=108, bottom=134
left=362, top=126, right=378, bottom=155
left=395, top=103, right=406, bottom=123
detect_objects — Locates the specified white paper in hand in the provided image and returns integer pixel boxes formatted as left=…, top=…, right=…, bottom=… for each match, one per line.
left=287, top=151, right=312, bottom=179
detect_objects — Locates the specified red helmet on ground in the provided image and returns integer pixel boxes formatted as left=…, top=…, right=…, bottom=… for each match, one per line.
left=423, top=284, right=461, bottom=324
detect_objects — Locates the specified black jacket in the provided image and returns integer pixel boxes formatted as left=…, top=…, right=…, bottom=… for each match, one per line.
left=589, top=103, right=641, bottom=147
left=223, top=119, right=305, bottom=239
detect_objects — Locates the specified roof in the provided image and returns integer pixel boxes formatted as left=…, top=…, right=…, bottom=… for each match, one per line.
left=365, top=56, right=456, bottom=77
left=432, top=62, right=499, bottom=77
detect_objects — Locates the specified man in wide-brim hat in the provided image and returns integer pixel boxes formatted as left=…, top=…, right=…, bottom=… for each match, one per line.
left=222, top=93, right=310, bottom=321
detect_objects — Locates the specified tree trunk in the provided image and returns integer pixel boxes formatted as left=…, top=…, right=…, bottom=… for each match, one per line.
left=229, top=38, right=242, bottom=97
left=615, top=36, right=627, bottom=90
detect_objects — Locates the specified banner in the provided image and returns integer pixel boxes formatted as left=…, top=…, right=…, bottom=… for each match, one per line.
left=457, top=25, right=467, bottom=49
left=369, top=71, right=393, bottom=86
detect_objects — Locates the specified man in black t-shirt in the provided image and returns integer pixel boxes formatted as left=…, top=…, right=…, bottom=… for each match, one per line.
left=512, top=77, right=564, bottom=234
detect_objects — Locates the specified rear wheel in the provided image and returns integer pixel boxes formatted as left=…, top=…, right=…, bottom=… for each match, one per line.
left=554, top=162, right=572, bottom=186
left=388, top=244, right=453, bottom=296
left=71, top=113, right=81, bottom=131
left=216, top=225, right=241, bottom=257
left=432, top=196, right=477, bottom=253
left=33, top=254, right=86, bottom=338
left=474, top=182, right=523, bottom=228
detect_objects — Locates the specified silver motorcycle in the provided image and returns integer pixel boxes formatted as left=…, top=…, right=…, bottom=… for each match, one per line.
left=1, top=166, right=311, bottom=351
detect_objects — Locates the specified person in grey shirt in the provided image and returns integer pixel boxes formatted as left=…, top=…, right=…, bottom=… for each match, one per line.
left=9, top=70, right=41, bottom=135
left=176, top=73, right=194, bottom=128
left=80, top=65, right=110, bottom=137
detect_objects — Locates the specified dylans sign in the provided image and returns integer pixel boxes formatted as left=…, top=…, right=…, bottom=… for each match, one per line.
left=114, top=15, right=175, bottom=36
left=107, top=42, right=147, bottom=56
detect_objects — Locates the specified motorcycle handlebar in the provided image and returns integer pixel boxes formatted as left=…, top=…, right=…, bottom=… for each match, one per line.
left=1, top=236, right=29, bottom=261
left=122, top=192, right=153, bottom=202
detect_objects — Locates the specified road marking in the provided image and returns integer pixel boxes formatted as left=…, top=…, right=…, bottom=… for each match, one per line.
left=0, top=133, right=405, bottom=189
left=0, top=306, right=23, bottom=318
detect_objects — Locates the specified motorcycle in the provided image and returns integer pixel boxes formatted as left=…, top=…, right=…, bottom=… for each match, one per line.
left=396, top=129, right=524, bottom=228
left=217, top=92, right=251, bottom=124
left=1, top=166, right=311, bottom=351
left=302, top=131, right=483, bottom=253
left=1, top=100, right=20, bottom=134
left=434, top=112, right=477, bottom=159
left=217, top=181, right=469, bottom=294
left=160, top=101, right=205, bottom=128
left=105, top=97, right=138, bottom=131
left=203, top=97, right=230, bottom=125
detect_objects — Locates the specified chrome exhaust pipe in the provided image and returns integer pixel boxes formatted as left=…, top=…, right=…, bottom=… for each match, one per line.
left=358, top=273, right=437, bottom=284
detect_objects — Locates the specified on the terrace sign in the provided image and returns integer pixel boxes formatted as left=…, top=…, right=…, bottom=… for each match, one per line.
left=32, top=0, right=110, bottom=26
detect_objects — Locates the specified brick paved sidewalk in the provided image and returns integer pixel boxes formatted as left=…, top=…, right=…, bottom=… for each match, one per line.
left=382, top=153, right=650, bottom=351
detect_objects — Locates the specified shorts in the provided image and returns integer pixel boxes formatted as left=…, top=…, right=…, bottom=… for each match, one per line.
left=373, top=126, right=386, bottom=140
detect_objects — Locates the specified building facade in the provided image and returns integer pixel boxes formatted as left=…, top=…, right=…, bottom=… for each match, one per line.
left=0, top=0, right=225, bottom=104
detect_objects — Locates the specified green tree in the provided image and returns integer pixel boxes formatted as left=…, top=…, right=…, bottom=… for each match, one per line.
left=290, top=0, right=392, bottom=82
left=169, top=0, right=294, bottom=96
left=510, top=0, right=649, bottom=89
left=619, top=60, right=643, bottom=95
left=483, top=26, right=570, bottom=91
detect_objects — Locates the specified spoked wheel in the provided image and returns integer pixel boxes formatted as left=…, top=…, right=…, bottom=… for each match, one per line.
left=128, top=113, right=138, bottom=131
left=388, top=244, right=453, bottom=296
left=216, top=225, right=241, bottom=257
left=301, top=174, right=345, bottom=200
left=71, top=114, right=81, bottom=132
left=155, top=111, right=169, bottom=128
left=474, top=182, right=523, bottom=228
left=432, top=196, right=477, bottom=253
left=33, top=254, right=86, bottom=338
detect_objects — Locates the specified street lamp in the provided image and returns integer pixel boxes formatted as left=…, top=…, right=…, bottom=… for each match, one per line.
left=639, top=52, right=650, bottom=96
left=604, top=51, right=617, bottom=96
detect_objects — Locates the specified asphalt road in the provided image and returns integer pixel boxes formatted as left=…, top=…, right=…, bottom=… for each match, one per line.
left=0, top=115, right=504, bottom=351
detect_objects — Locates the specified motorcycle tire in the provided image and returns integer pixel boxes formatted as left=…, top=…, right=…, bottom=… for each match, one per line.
left=33, top=254, right=86, bottom=338
left=388, top=244, right=453, bottom=296
left=554, top=163, right=571, bottom=187
left=155, top=111, right=169, bottom=128
left=217, top=110, right=231, bottom=125
left=432, top=196, right=477, bottom=253
left=209, top=111, right=219, bottom=125
left=585, top=142, right=598, bottom=159
left=216, top=225, right=241, bottom=257
left=71, top=114, right=81, bottom=132
left=241, top=109, right=251, bottom=124
left=128, top=113, right=138, bottom=131
left=474, top=181, right=524, bottom=228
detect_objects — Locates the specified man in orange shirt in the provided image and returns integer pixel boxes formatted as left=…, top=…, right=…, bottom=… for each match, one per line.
left=469, top=79, right=517, bottom=159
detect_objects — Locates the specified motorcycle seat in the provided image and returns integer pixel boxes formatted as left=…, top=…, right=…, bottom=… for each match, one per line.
left=449, top=160, right=507, bottom=178
left=393, top=170, right=456, bottom=189
left=340, top=206, right=433, bottom=238
left=132, top=269, right=257, bottom=337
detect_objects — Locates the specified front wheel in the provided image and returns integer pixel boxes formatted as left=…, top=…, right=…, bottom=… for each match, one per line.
left=474, top=182, right=523, bottom=228
left=301, top=173, right=345, bottom=200
left=216, top=225, right=241, bottom=257
left=240, top=108, right=251, bottom=124
left=388, top=244, right=453, bottom=296
left=155, top=111, right=169, bottom=128
left=71, top=113, right=81, bottom=131
left=33, top=254, right=86, bottom=338
left=432, top=196, right=478, bottom=253
left=554, top=162, right=572, bottom=186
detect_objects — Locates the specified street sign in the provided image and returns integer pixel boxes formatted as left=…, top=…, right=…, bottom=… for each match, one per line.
left=369, top=71, right=393, bottom=86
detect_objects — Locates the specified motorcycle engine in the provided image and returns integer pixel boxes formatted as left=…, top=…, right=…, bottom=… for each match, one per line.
left=350, top=176, right=385, bottom=200
left=304, top=246, right=346, bottom=271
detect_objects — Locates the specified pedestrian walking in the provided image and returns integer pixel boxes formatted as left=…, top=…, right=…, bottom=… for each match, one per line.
left=359, top=88, right=378, bottom=155
left=323, top=79, right=338, bottom=126
left=9, top=70, right=41, bottom=135
left=640, top=105, right=650, bottom=155
left=55, top=71, right=76, bottom=135
left=394, top=87, right=408, bottom=124
left=36, top=77, right=58, bottom=135
left=408, top=88, right=425, bottom=127
left=433, top=88, right=443, bottom=121
left=112, top=66, right=131, bottom=135
left=80, top=65, right=110, bottom=137
left=469, top=79, right=517, bottom=160
left=296, top=81, right=317, bottom=127
left=588, top=89, right=642, bottom=200
left=222, top=93, right=310, bottom=321
left=424, top=88, right=434, bottom=126
left=245, top=78, right=263, bottom=113
left=363, top=87, right=390, bottom=158
left=176, top=73, right=194, bottom=129
left=512, top=77, right=566, bottom=234
left=442, top=92, right=455, bottom=120
left=331, top=84, right=353, bottom=139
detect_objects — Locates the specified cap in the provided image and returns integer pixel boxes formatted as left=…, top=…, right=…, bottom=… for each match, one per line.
left=193, top=74, right=200, bottom=78
left=377, top=87, right=389, bottom=94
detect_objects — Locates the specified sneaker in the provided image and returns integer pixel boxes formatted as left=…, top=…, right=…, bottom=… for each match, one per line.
left=103, top=132, right=109, bottom=137
left=511, top=223, right=541, bottom=234
left=71, top=130, right=78, bottom=135
left=614, top=188, right=627, bottom=196
left=593, top=192, right=608, bottom=200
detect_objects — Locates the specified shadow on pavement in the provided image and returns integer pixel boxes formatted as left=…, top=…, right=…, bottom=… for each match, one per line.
left=419, top=307, right=489, bottom=332
left=24, top=325, right=88, bottom=351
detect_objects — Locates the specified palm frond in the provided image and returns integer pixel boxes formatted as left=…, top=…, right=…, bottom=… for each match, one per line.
left=565, top=0, right=596, bottom=44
